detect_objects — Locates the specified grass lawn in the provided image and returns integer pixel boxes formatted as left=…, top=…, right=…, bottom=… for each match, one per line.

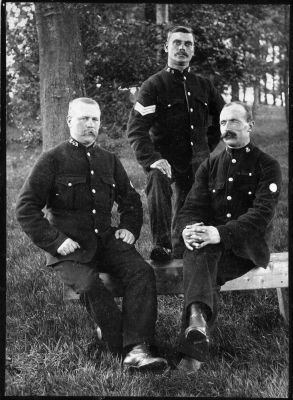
left=6, top=105, right=288, bottom=396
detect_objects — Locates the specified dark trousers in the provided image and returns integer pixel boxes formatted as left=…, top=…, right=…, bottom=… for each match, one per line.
left=145, top=168, right=193, bottom=256
left=178, top=244, right=255, bottom=361
left=53, top=231, right=157, bottom=353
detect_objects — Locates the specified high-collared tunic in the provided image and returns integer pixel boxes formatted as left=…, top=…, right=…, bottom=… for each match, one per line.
left=16, top=138, right=143, bottom=266
left=127, top=66, right=225, bottom=177
left=176, top=142, right=282, bottom=267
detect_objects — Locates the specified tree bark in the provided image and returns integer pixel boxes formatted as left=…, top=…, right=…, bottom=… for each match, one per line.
left=252, top=83, right=259, bottom=117
left=231, top=81, right=239, bottom=101
left=156, top=4, right=169, bottom=25
left=263, top=74, right=268, bottom=105
left=155, top=4, right=169, bottom=62
left=35, top=3, right=86, bottom=151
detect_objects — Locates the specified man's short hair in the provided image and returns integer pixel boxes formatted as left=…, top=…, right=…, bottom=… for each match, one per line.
left=223, top=101, right=253, bottom=122
left=166, top=25, right=195, bottom=43
left=68, top=97, right=100, bottom=116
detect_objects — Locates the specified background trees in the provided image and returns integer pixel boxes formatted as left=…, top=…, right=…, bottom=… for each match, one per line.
left=6, top=3, right=289, bottom=147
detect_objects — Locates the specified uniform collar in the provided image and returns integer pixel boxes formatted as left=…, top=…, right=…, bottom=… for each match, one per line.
left=68, top=137, right=98, bottom=150
left=225, top=142, right=254, bottom=157
left=165, top=65, right=191, bottom=77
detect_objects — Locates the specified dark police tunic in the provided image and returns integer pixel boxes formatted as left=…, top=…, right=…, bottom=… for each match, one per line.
left=176, top=142, right=282, bottom=361
left=177, top=142, right=282, bottom=267
left=16, top=138, right=143, bottom=266
left=127, top=66, right=225, bottom=177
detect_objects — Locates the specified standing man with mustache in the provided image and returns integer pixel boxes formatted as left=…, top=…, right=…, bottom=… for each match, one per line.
left=175, top=101, right=282, bottom=374
left=127, top=26, right=225, bottom=262
left=16, top=97, right=168, bottom=371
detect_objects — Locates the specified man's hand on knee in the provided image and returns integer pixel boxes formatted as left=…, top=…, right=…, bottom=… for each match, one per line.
left=150, top=159, right=172, bottom=179
left=57, top=238, right=81, bottom=256
left=115, top=229, right=135, bottom=245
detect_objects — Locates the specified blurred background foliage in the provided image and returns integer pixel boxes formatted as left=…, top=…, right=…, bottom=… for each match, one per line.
left=6, top=3, right=289, bottom=145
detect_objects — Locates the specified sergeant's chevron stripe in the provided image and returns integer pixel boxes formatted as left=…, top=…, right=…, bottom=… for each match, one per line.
left=134, top=102, right=156, bottom=116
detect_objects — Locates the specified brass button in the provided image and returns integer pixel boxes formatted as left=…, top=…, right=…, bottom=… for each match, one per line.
left=68, top=182, right=72, bottom=187
left=227, top=196, right=232, bottom=200
left=92, top=189, right=96, bottom=194
left=227, top=213, right=231, bottom=218
left=228, top=177, right=233, bottom=182
left=92, top=209, right=96, bottom=214
left=232, top=159, right=236, bottom=164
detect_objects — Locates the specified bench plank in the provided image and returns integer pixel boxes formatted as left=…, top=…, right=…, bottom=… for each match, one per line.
left=63, top=252, right=288, bottom=298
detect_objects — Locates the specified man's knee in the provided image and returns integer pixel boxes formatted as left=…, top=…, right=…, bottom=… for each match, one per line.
left=146, top=168, right=171, bottom=194
left=54, top=261, right=98, bottom=294
left=131, top=260, right=156, bottom=284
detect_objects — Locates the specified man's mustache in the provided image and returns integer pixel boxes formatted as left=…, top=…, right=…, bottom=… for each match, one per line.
left=221, top=130, right=237, bottom=139
left=176, top=51, right=188, bottom=56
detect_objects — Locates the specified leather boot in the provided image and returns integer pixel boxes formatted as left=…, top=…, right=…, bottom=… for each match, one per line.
left=185, top=302, right=209, bottom=343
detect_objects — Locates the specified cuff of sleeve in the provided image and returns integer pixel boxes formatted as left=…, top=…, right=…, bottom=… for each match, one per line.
left=119, top=224, right=141, bottom=242
left=44, top=232, right=68, bottom=255
left=216, top=225, right=233, bottom=250
left=143, top=152, right=163, bottom=170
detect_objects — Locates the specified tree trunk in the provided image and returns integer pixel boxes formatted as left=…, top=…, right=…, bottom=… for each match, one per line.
left=242, top=83, right=246, bottom=103
left=231, top=81, right=239, bottom=101
left=263, top=74, right=268, bottom=105
left=252, top=83, right=259, bottom=117
left=156, top=4, right=169, bottom=25
left=156, top=4, right=169, bottom=62
left=283, top=6, right=289, bottom=126
left=35, top=3, right=86, bottom=151
left=272, top=46, right=276, bottom=106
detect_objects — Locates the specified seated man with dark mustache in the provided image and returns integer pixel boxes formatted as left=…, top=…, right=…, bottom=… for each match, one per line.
left=175, top=101, right=282, bottom=374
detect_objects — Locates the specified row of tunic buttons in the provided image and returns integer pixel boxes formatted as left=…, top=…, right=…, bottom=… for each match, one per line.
left=86, top=152, right=98, bottom=234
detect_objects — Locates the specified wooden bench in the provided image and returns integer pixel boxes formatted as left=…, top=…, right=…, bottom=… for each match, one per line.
left=63, top=251, right=289, bottom=324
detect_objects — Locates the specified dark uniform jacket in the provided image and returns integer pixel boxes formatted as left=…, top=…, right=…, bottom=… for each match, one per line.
left=16, top=138, right=143, bottom=266
left=176, top=142, right=282, bottom=267
left=127, top=66, right=225, bottom=177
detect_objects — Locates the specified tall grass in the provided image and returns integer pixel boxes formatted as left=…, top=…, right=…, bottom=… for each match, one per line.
left=6, top=105, right=288, bottom=396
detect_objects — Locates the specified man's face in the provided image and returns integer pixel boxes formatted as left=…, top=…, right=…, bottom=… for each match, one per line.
left=67, top=102, right=101, bottom=146
left=220, top=104, right=253, bottom=148
left=165, top=32, right=194, bottom=68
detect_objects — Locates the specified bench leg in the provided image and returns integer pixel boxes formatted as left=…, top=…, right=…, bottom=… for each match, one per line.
left=276, top=288, right=289, bottom=324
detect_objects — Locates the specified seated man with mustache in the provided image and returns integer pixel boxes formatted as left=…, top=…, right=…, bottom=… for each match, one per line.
left=16, top=97, right=168, bottom=371
left=175, top=101, right=282, bottom=374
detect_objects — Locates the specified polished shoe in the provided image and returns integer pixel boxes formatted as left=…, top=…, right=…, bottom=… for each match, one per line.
left=185, top=311, right=209, bottom=344
left=123, top=343, right=168, bottom=371
left=150, top=246, right=172, bottom=262
left=176, top=356, right=202, bottom=375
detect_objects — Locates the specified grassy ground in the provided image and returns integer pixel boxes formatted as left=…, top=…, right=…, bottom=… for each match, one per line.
left=6, top=105, right=288, bottom=396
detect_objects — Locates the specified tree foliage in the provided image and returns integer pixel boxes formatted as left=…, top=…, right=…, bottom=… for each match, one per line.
left=6, top=2, right=289, bottom=141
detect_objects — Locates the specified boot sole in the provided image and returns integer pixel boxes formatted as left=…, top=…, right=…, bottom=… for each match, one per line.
left=185, top=327, right=209, bottom=344
left=124, top=359, right=168, bottom=372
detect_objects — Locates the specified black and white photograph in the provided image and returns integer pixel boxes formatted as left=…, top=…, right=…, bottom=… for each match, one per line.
left=4, top=2, right=289, bottom=396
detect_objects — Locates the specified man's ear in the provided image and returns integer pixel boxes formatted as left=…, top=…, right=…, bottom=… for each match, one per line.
left=164, top=42, right=168, bottom=53
left=248, top=120, right=255, bottom=132
left=66, top=116, right=71, bottom=127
